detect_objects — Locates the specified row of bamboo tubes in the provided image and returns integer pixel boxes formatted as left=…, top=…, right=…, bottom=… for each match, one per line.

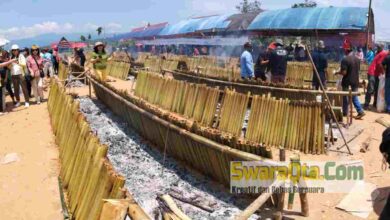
left=286, top=61, right=340, bottom=87
left=48, top=81, right=148, bottom=219
left=138, top=53, right=369, bottom=88
left=58, top=61, right=68, bottom=80
left=135, top=52, right=151, bottom=63
left=218, top=89, right=250, bottom=136
left=246, top=95, right=325, bottom=154
left=106, top=61, right=131, bottom=80
left=135, top=72, right=220, bottom=127
left=134, top=72, right=325, bottom=155
left=90, top=74, right=270, bottom=186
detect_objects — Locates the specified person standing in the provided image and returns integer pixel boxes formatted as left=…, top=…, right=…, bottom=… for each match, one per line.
left=366, top=46, right=375, bottom=65
left=336, top=47, right=365, bottom=119
left=381, top=51, right=390, bottom=113
left=42, top=48, right=54, bottom=78
left=254, top=44, right=273, bottom=81
left=269, top=39, right=288, bottom=83
left=0, top=51, right=16, bottom=105
left=22, top=48, right=32, bottom=98
left=0, top=56, right=18, bottom=113
left=364, top=43, right=388, bottom=109
left=193, top=47, right=200, bottom=56
left=26, top=45, right=44, bottom=104
left=240, top=42, right=254, bottom=80
left=9, top=44, right=30, bottom=107
left=356, top=47, right=364, bottom=62
left=312, top=40, right=328, bottom=90
left=78, top=48, right=86, bottom=67
left=91, top=42, right=109, bottom=81
left=52, top=47, right=59, bottom=74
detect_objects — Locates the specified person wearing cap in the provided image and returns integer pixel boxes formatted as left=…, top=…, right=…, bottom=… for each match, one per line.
left=26, top=45, right=45, bottom=104
left=336, top=47, right=365, bottom=119
left=240, top=42, right=254, bottom=80
left=311, top=40, right=328, bottom=90
left=268, top=39, right=288, bottom=83
left=91, top=42, right=110, bottom=81
left=9, top=44, right=30, bottom=107
left=379, top=127, right=390, bottom=219
left=364, top=43, right=388, bottom=110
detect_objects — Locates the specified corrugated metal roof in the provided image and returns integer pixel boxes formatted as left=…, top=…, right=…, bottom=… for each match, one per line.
left=248, top=7, right=369, bottom=31
left=159, top=14, right=234, bottom=36
left=112, top=22, right=168, bottom=40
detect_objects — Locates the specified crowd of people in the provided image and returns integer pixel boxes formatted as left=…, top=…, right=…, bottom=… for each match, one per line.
left=0, top=44, right=59, bottom=114
left=239, top=39, right=390, bottom=119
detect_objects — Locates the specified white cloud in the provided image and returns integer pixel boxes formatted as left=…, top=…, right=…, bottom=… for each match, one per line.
left=0, top=21, right=65, bottom=40
left=185, top=0, right=237, bottom=17
left=0, top=21, right=125, bottom=40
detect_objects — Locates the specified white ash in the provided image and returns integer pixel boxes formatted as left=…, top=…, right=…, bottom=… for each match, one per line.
left=78, top=97, right=262, bottom=220
left=66, top=75, right=86, bottom=88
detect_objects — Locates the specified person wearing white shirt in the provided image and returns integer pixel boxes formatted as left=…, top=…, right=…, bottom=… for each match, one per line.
left=9, top=44, right=30, bottom=107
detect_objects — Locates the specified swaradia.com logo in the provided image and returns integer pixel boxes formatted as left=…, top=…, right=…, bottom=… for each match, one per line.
left=230, top=160, right=364, bottom=194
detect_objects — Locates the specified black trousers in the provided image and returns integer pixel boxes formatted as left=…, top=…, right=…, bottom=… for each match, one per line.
left=0, top=86, right=5, bottom=112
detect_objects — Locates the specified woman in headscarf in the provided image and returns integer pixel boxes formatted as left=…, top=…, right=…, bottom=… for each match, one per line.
left=26, top=45, right=44, bottom=104
left=91, top=42, right=110, bottom=81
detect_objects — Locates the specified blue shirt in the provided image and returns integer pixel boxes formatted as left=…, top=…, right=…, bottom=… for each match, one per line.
left=240, top=50, right=254, bottom=78
left=42, top=52, right=53, bottom=63
left=366, top=50, right=374, bottom=65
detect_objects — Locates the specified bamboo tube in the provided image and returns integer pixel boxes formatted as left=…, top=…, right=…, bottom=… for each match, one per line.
left=99, top=199, right=129, bottom=220
left=158, top=195, right=191, bottom=220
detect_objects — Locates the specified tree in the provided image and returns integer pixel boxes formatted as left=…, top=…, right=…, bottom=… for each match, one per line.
left=96, top=27, right=103, bottom=36
left=292, top=0, right=317, bottom=8
left=80, top=35, right=86, bottom=42
left=88, top=34, right=92, bottom=40
left=236, top=0, right=262, bottom=13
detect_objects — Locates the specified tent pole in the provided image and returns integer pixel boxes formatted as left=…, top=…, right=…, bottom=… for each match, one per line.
left=366, top=0, right=373, bottom=50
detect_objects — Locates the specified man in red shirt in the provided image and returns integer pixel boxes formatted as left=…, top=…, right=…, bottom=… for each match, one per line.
left=364, top=44, right=387, bottom=109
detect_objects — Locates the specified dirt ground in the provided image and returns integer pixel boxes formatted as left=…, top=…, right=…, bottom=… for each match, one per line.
left=91, top=77, right=390, bottom=220
left=0, top=97, right=62, bottom=219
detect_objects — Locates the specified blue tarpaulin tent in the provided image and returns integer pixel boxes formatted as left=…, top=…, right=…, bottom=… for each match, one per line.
left=111, top=22, right=168, bottom=40
left=248, top=7, right=369, bottom=31
left=159, top=14, right=234, bottom=36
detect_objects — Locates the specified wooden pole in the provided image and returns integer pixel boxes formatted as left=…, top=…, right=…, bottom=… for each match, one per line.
left=366, top=0, right=373, bottom=51
left=300, top=193, right=309, bottom=217
left=306, top=45, right=353, bottom=155
left=235, top=181, right=284, bottom=220
left=274, top=147, right=286, bottom=220
left=89, top=76, right=92, bottom=98
left=349, top=89, right=353, bottom=125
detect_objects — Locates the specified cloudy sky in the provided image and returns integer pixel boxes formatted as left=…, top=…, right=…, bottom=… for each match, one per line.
left=0, top=0, right=388, bottom=40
